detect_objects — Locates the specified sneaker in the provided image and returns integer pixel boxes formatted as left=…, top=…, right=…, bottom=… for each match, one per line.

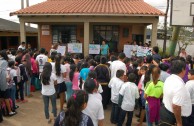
left=21, top=99, right=28, bottom=103
left=9, top=111, right=16, bottom=116
left=16, top=99, right=21, bottom=103
left=15, top=105, right=19, bottom=109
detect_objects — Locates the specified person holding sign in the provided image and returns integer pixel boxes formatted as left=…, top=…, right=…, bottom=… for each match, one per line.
left=100, top=40, right=109, bottom=58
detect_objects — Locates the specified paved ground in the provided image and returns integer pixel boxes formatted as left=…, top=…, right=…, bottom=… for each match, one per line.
left=1, top=91, right=146, bottom=126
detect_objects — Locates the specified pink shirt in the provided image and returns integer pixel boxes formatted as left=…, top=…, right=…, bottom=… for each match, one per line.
left=64, top=63, right=70, bottom=82
left=31, top=58, right=38, bottom=74
left=72, top=72, right=80, bottom=90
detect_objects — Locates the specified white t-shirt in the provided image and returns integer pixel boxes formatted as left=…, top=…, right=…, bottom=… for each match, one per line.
left=41, top=73, right=57, bottom=96
left=186, top=80, right=194, bottom=105
left=18, top=45, right=25, bottom=50
left=36, top=54, right=48, bottom=73
left=51, top=62, right=66, bottom=83
left=163, top=74, right=192, bottom=117
left=110, top=60, right=127, bottom=78
left=108, top=77, right=124, bottom=104
left=119, top=82, right=139, bottom=111
left=7, top=68, right=17, bottom=85
left=82, top=94, right=104, bottom=126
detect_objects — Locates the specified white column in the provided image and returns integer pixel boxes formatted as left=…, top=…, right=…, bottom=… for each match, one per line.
left=37, top=24, right=41, bottom=49
left=151, top=21, right=158, bottom=47
left=144, top=25, right=147, bottom=44
left=19, top=18, right=26, bottom=43
left=84, top=22, right=90, bottom=56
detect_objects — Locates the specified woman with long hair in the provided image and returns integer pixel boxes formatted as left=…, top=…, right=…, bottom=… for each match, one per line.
left=54, top=90, right=93, bottom=126
left=52, top=54, right=66, bottom=111
left=41, top=62, right=57, bottom=123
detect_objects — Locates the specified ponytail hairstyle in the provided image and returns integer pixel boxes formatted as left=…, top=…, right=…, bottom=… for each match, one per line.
left=144, top=64, right=156, bottom=85
left=55, top=54, right=61, bottom=76
left=84, top=78, right=98, bottom=94
left=69, top=64, right=77, bottom=81
left=41, top=62, right=52, bottom=85
left=152, top=66, right=161, bottom=85
left=64, top=90, right=88, bottom=126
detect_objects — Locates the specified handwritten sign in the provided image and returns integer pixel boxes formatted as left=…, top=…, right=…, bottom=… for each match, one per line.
left=123, top=45, right=133, bottom=58
left=137, top=46, right=150, bottom=57
left=68, top=43, right=82, bottom=53
left=89, top=44, right=100, bottom=54
left=57, top=46, right=66, bottom=55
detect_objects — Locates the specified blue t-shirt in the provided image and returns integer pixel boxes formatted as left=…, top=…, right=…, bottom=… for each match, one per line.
left=80, top=68, right=90, bottom=81
left=100, top=45, right=109, bottom=55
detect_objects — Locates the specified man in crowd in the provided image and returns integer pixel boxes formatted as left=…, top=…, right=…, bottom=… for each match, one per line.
left=160, top=59, right=192, bottom=126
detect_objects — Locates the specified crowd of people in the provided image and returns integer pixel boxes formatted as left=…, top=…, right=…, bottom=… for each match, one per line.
left=0, top=42, right=194, bottom=126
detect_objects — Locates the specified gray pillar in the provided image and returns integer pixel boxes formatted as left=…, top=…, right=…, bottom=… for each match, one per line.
left=19, top=19, right=26, bottom=43
left=151, top=21, right=158, bottom=47
left=84, top=22, right=90, bottom=56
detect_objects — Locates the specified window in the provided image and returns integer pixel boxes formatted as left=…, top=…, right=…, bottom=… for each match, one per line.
left=123, top=28, right=129, bottom=37
left=52, top=25, right=77, bottom=44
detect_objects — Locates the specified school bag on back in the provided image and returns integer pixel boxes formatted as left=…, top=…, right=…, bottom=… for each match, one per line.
left=6, top=68, right=13, bottom=88
left=15, top=66, right=22, bottom=83
left=0, top=59, right=8, bottom=91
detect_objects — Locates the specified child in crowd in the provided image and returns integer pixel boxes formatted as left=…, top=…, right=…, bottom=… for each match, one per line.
left=83, top=78, right=104, bottom=126
left=118, top=73, right=139, bottom=126
left=86, top=71, right=103, bottom=101
left=108, top=69, right=125, bottom=124
left=137, top=65, right=148, bottom=126
left=54, top=90, right=94, bottom=126
left=63, top=56, right=73, bottom=101
left=7, top=61, right=19, bottom=112
left=185, top=69, right=194, bottom=126
left=41, top=62, right=57, bottom=123
left=144, top=67, right=163, bottom=126
left=52, top=54, right=66, bottom=111
left=69, top=64, right=80, bottom=92
left=15, top=56, right=28, bottom=103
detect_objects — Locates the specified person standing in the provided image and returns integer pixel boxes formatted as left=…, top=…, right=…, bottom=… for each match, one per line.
left=36, top=48, right=48, bottom=75
left=100, top=40, right=109, bottom=58
left=18, top=42, right=26, bottom=50
left=109, top=52, right=127, bottom=79
left=41, top=62, right=57, bottom=123
left=95, top=56, right=111, bottom=109
left=185, top=69, right=194, bottom=126
left=160, top=60, right=192, bottom=126
left=179, top=48, right=187, bottom=60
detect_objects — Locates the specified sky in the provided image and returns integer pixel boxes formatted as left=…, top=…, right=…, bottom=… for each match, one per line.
left=0, top=0, right=167, bottom=25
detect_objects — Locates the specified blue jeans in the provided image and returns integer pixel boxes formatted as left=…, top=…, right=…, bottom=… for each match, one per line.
left=9, top=85, right=16, bottom=110
left=42, top=94, right=57, bottom=119
left=25, top=78, right=31, bottom=96
left=145, top=103, right=159, bottom=126
left=118, top=109, right=133, bottom=126
left=110, top=103, right=120, bottom=124
left=65, top=82, right=73, bottom=101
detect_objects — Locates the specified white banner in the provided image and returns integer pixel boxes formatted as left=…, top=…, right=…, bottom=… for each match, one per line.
left=67, top=43, right=82, bottom=53
left=137, top=46, right=150, bottom=57
left=57, top=46, right=66, bottom=55
left=123, top=45, right=133, bottom=58
left=89, top=44, right=100, bottom=54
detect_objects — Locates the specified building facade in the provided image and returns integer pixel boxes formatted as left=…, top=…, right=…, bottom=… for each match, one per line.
left=11, top=0, right=164, bottom=56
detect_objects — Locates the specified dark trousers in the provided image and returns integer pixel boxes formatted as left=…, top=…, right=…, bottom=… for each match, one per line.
left=159, top=105, right=191, bottom=126
left=16, top=81, right=24, bottom=100
left=118, top=109, right=133, bottom=126
left=101, top=85, right=110, bottom=109
left=0, top=109, right=3, bottom=122
left=110, top=103, right=120, bottom=124
left=187, top=106, right=194, bottom=126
